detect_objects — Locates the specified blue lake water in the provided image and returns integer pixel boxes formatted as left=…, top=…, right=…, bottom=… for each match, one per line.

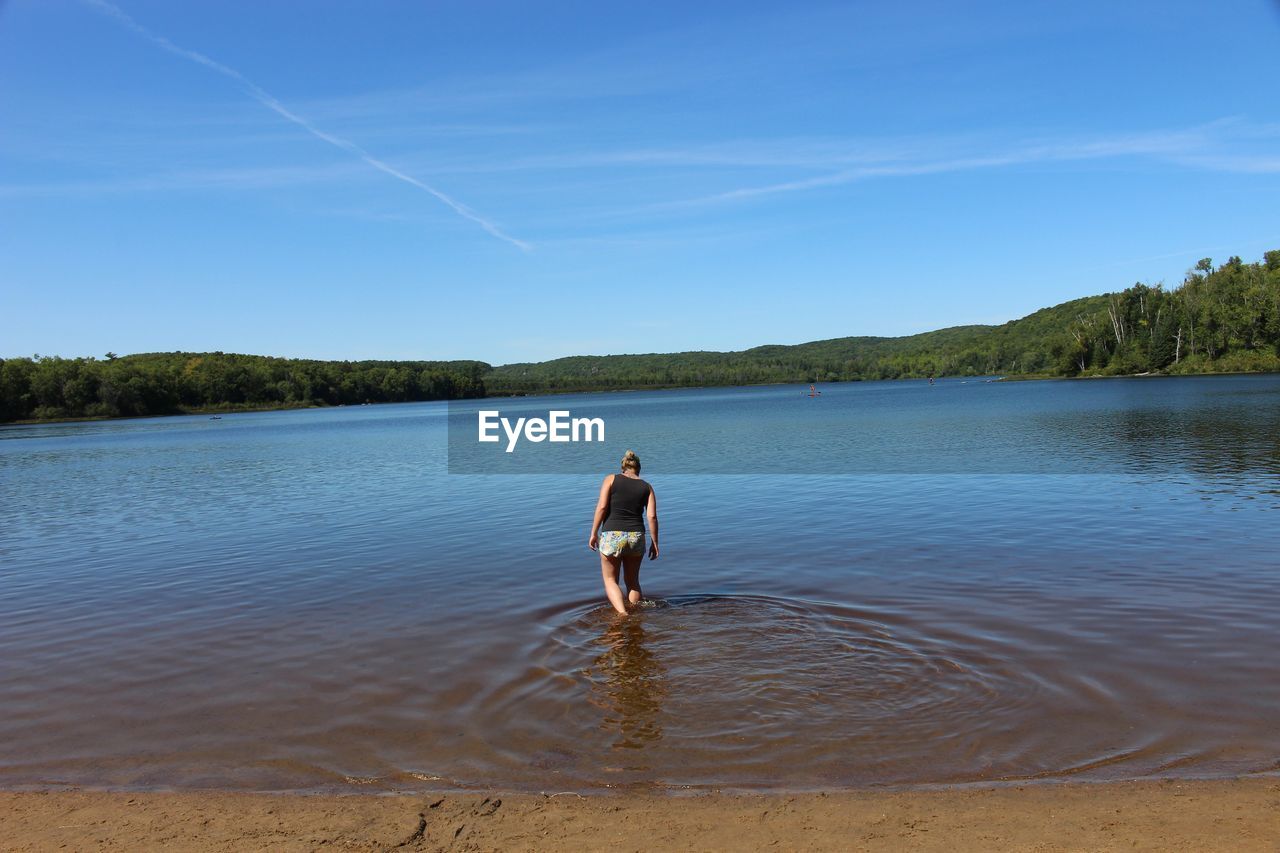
left=1, top=375, right=1278, bottom=792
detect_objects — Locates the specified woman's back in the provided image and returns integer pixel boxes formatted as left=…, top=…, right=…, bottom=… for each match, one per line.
left=601, top=475, right=650, bottom=532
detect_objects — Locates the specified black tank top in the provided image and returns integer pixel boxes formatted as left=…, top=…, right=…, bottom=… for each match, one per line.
left=601, top=475, right=651, bottom=533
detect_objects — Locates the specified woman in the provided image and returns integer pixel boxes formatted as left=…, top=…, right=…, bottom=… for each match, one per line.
left=588, top=449, right=659, bottom=615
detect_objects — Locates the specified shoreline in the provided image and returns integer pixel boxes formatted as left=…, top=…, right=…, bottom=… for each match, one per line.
left=0, top=400, right=331, bottom=427
left=5, top=368, right=1279, bottom=427
left=2, top=778, right=1276, bottom=851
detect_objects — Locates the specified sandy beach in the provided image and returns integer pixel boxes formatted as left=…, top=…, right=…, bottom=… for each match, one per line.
left=2, top=778, right=1277, bottom=852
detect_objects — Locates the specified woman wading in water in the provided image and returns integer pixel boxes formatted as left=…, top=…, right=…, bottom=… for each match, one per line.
left=588, top=450, right=659, bottom=615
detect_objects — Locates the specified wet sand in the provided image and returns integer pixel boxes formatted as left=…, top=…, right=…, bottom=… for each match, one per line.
left=2, top=779, right=1277, bottom=851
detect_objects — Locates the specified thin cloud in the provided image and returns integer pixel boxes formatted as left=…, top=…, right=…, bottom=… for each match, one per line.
left=81, top=0, right=530, bottom=251
left=657, top=122, right=1268, bottom=209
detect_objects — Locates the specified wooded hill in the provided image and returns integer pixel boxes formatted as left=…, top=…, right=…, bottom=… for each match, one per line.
left=490, top=249, right=1280, bottom=392
left=3, top=249, right=1278, bottom=422
left=487, top=296, right=1111, bottom=393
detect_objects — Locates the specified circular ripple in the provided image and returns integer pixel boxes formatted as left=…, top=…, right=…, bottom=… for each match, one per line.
left=474, top=593, right=1079, bottom=789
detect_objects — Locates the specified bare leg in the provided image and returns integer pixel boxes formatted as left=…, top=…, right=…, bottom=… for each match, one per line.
left=600, top=552, right=629, bottom=615
left=622, top=553, right=644, bottom=607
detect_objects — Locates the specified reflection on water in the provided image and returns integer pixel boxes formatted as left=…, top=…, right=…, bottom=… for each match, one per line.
left=445, top=374, right=1280, bottom=477
left=1034, top=390, right=1280, bottom=485
left=584, top=615, right=666, bottom=751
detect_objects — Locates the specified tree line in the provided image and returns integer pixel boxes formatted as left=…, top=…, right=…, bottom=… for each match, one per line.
left=0, top=352, right=488, bottom=423
left=4, top=249, right=1278, bottom=422
left=1061, top=252, right=1280, bottom=376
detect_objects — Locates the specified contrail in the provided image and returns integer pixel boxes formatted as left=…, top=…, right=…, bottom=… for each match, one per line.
left=83, top=0, right=531, bottom=250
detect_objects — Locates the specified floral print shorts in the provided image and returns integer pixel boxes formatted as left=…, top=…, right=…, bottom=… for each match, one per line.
left=598, top=530, right=645, bottom=557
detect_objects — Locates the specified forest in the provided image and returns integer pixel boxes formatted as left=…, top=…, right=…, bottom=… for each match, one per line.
left=3, top=250, right=1278, bottom=422
left=0, top=353, right=488, bottom=423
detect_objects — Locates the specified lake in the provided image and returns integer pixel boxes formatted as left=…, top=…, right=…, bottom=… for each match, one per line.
left=1, top=375, right=1278, bottom=793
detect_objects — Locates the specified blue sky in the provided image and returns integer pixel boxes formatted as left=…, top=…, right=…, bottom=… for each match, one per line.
left=3, top=0, right=1279, bottom=364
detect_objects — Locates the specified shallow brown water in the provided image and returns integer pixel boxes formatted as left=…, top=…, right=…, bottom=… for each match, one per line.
left=1, top=377, right=1279, bottom=792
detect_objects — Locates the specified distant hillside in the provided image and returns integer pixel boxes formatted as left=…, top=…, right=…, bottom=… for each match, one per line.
left=487, top=295, right=1112, bottom=393
left=489, top=249, right=1280, bottom=394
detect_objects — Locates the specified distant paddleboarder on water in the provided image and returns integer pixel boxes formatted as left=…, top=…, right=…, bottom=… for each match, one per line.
left=588, top=450, right=659, bottom=615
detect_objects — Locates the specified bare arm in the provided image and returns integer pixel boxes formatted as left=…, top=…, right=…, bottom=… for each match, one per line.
left=588, top=475, right=614, bottom=550
left=646, top=487, right=659, bottom=560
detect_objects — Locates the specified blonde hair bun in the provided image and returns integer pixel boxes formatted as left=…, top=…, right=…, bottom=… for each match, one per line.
left=621, top=449, right=641, bottom=472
